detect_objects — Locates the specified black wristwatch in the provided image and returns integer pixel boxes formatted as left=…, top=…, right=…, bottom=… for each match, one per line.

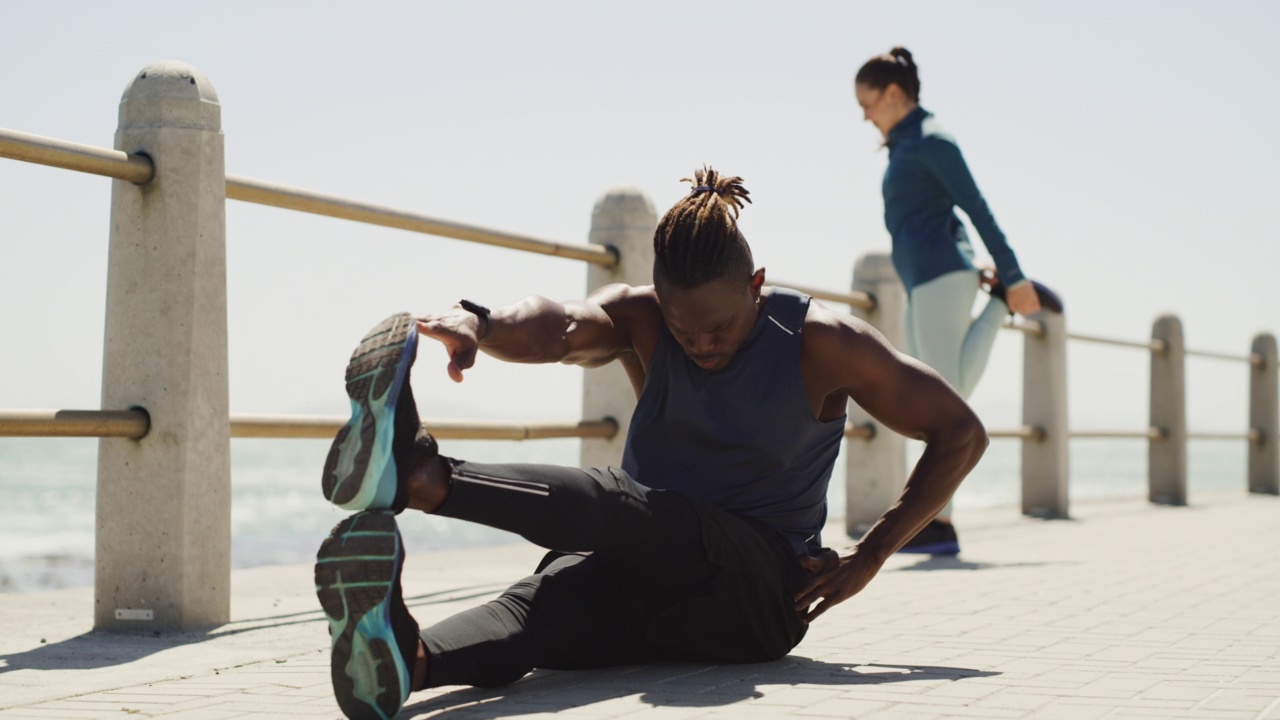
left=458, top=299, right=492, bottom=341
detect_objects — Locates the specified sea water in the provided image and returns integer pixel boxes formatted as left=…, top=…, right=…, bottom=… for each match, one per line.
left=0, top=435, right=1248, bottom=592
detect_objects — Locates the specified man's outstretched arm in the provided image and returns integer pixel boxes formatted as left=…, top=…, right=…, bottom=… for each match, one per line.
left=415, top=284, right=642, bottom=382
left=795, top=308, right=989, bottom=621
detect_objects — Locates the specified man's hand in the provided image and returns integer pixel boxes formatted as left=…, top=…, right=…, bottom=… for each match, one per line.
left=793, top=546, right=884, bottom=623
left=416, top=311, right=483, bottom=383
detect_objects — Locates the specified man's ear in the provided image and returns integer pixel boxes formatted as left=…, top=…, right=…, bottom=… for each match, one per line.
left=750, top=268, right=767, bottom=297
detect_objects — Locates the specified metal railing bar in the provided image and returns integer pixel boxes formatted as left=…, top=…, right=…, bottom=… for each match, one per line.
left=845, top=422, right=874, bottom=439
left=1070, top=427, right=1166, bottom=440
left=1186, top=429, right=1260, bottom=442
left=988, top=426, right=1046, bottom=440
left=0, top=410, right=617, bottom=442
left=989, top=428, right=1261, bottom=443
left=225, top=175, right=617, bottom=267
left=228, top=414, right=620, bottom=441
left=1184, top=349, right=1264, bottom=366
left=0, top=127, right=153, bottom=184
left=0, top=409, right=150, bottom=439
left=0, top=129, right=616, bottom=266
left=1000, top=319, right=1045, bottom=338
left=775, top=281, right=875, bottom=311
left=1067, top=331, right=1166, bottom=353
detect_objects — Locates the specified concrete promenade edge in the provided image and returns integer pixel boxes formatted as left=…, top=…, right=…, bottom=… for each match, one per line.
left=1, top=490, right=1278, bottom=719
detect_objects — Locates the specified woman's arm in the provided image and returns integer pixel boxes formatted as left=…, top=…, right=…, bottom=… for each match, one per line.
left=919, top=135, right=1027, bottom=290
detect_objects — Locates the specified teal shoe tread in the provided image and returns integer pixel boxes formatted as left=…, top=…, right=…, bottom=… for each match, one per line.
left=323, top=313, right=418, bottom=511
left=316, top=511, right=411, bottom=720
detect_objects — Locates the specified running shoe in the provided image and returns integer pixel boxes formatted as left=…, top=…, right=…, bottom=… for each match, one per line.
left=316, top=510, right=421, bottom=720
left=323, top=313, right=432, bottom=512
left=897, top=519, right=961, bottom=556
left=987, top=278, right=1064, bottom=314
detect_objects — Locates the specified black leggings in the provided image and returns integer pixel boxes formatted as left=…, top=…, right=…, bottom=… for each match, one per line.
left=420, top=460, right=811, bottom=688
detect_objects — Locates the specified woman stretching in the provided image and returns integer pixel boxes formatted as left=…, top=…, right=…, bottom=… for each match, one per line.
left=854, top=47, right=1061, bottom=555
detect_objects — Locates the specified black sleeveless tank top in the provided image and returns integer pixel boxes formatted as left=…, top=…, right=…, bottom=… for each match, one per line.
left=620, top=287, right=846, bottom=555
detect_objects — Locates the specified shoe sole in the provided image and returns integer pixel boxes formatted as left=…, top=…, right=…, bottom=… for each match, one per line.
left=897, top=541, right=960, bottom=556
left=323, top=313, right=418, bottom=511
left=1031, top=281, right=1064, bottom=314
left=315, top=511, right=411, bottom=720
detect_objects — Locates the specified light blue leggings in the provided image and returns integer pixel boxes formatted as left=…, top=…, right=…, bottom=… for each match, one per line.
left=905, top=269, right=1008, bottom=519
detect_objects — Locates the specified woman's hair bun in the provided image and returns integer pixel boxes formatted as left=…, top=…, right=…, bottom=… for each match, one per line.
left=856, top=46, right=921, bottom=102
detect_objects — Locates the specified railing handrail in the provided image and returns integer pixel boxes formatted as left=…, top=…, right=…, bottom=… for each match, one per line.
left=225, top=175, right=618, bottom=267
left=772, top=280, right=875, bottom=311
left=6, top=409, right=1258, bottom=447
left=1070, top=427, right=1167, bottom=440
left=0, top=409, right=151, bottom=439
left=1067, top=330, right=1263, bottom=366
left=1067, top=330, right=1166, bottom=353
left=1001, top=319, right=1045, bottom=337
left=1, top=408, right=888, bottom=443
left=0, top=126, right=616, bottom=267
left=0, top=409, right=620, bottom=442
left=1186, top=348, right=1264, bottom=366
left=0, top=127, right=153, bottom=183
left=230, top=414, right=619, bottom=441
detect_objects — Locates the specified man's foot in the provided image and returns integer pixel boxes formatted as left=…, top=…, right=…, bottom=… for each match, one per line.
left=323, top=313, right=437, bottom=512
left=986, top=277, right=1065, bottom=315
left=898, top=519, right=960, bottom=555
left=315, top=510, right=421, bottom=720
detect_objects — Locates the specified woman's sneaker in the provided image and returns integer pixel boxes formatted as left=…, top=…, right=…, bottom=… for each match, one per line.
left=315, top=510, right=421, bottom=720
left=323, top=313, right=435, bottom=512
left=897, top=519, right=961, bottom=556
left=986, top=277, right=1064, bottom=315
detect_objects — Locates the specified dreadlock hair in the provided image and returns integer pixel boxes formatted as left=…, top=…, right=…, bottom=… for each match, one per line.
left=652, top=166, right=755, bottom=289
left=855, top=46, right=921, bottom=102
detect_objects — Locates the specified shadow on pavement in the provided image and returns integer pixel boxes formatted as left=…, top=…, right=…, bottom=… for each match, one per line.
left=896, top=556, right=1071, bottom=572
left=0, top=630, right=207, bottom=672
left=402, top=656, right=1000, bottom=717
left=0, top=581, right=512, bottom=673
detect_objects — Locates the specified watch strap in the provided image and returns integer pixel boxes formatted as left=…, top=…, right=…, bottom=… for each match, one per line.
left=458, top=299, right=492, bottom=341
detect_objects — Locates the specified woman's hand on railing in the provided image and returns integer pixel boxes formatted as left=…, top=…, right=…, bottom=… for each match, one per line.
left=1006, top=280, right=1042, bottom=317
left=417, top=311, right=482, bottom=383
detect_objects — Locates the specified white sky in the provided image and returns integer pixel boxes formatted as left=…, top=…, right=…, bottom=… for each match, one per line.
left=3, top=1, right=1278, bottom=439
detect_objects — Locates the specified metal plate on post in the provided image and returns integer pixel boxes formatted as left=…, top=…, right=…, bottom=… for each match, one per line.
left=114, top=608, right=154, bottom=621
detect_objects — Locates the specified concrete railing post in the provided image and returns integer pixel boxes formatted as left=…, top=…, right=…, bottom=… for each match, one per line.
left=1021, top=310, right=1070, bottom=518
left=1249, top=333, right=1279, bottom=494
left=96, top=62, right=230, bottom=631
left=1149, top=315, right=1187, bottom=505
left=845, top=252, right=907, bottom=535
left=580, top=188, right=656, bottom=469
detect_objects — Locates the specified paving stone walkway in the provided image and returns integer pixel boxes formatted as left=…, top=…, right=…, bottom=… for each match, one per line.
left=2, top=490, right=1278, bottom=719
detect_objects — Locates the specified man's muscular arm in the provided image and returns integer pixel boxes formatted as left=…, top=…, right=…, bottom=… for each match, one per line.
left=416, top=284, right=642, bottom=382
left=795, top=304, right=988, bottom=621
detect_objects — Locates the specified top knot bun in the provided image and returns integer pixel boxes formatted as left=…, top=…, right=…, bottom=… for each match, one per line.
left=855, top=46, right=922, bottom=102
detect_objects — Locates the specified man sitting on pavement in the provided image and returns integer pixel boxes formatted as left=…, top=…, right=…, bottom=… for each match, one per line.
left=314, top=167, right=989, bottom=720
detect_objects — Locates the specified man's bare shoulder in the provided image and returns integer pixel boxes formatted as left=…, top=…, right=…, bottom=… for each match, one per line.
left=587, top=283, right=660, bottom=319
left=797, top=300, right=902, bottom=417
left=802, top=299, right=884, bottom=358
left=583, top=283, right=661, bottom=352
